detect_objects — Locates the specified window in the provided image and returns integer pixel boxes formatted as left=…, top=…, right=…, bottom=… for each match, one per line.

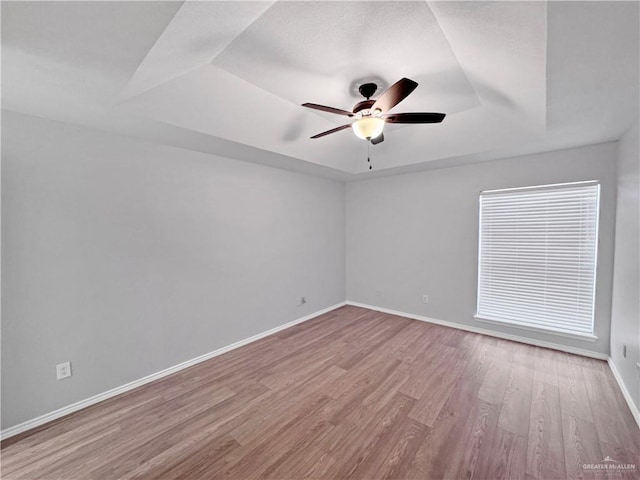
left=476, top=181, right=600, bottom=339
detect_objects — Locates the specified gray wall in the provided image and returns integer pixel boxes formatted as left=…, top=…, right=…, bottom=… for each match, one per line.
left=2, top=108, right=631, bottom=430
left=1, top=111, right=346, bottom=429
left=346, top=142, right=618, bottom=355
left=611, top=118, right=640, bottom=410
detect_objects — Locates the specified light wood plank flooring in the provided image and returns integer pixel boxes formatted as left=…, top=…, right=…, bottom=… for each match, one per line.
left=2, top=306, right=638, bottom=479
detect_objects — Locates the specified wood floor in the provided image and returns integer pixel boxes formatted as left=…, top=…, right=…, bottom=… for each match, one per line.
left=2, top=306, right=638, bottom=479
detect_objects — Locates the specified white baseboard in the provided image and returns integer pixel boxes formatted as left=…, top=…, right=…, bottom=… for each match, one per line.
left=348, top=302, right=640, bottom=427
left=8, top=301, right=634, bottom=441
left=0, top=302, right=346, bottom=441
left=346, top=301, right=609, bottom=360
left=607, top=358, right=640, bottom=428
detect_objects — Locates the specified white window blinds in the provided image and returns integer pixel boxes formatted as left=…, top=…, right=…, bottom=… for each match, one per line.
left=476, top=181, right=600, bottom=337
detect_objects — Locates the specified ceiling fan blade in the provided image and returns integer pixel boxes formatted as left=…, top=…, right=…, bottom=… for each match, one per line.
left=384, top=112, right=446, bottom=124
left=302, top=103, right=353, bottom=117
left=310, top=124, right=352, bottom=139
left=371, top=78, right=418, bottom=113
left=370, top=132, right=384, bottom=145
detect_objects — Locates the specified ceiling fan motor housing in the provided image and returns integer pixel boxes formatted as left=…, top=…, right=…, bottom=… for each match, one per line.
left=352, top=99, right=375, bottom=114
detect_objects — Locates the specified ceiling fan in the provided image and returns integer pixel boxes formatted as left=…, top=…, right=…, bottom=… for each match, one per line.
left=302, top=77, right=446, bottom=145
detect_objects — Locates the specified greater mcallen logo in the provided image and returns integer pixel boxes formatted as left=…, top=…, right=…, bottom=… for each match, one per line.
left=583, top=456, right=636, bottom=472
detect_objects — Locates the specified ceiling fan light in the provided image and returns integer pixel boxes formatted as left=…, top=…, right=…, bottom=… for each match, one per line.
left=352, top=117, right=385, bottom=140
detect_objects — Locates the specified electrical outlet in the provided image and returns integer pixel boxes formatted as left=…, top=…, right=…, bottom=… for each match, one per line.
left=623, top=344, right=627, bottom=358
left=297, top=296, right=307, bottom=307
left=56, top=361, right=72, bottom=380
left=422, top=294, right=429, bottom=304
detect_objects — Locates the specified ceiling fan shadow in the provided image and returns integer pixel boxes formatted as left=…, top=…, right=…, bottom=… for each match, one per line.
left=408, top=69, right=479, bottom=113
left=408, top=69, right=515, bottom=113
left=348, top=76, right=389, bottom=99
left=469, top=78, right=516, bottom=110
left=281, top=113, right=307, bottom=142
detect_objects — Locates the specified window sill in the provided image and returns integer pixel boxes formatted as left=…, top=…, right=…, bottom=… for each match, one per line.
left=474, top=315, right=598, bottom=342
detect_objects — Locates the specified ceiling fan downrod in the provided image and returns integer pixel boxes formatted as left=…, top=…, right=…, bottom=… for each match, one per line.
left=358, top=83, right=378, bottom=100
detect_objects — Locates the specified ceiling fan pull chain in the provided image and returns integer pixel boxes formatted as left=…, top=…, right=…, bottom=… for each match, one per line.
left=367, top=142, right=372, bottom=170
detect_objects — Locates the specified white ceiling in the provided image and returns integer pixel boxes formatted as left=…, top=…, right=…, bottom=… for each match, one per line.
left=2, top=1, right=638, bottom=180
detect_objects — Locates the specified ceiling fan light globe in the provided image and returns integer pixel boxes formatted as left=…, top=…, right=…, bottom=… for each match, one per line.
left=352, top=117, right=385, bottom=140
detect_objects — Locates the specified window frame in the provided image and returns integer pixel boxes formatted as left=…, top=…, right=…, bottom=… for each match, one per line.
left=474, top=180, right=600, bottom=341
